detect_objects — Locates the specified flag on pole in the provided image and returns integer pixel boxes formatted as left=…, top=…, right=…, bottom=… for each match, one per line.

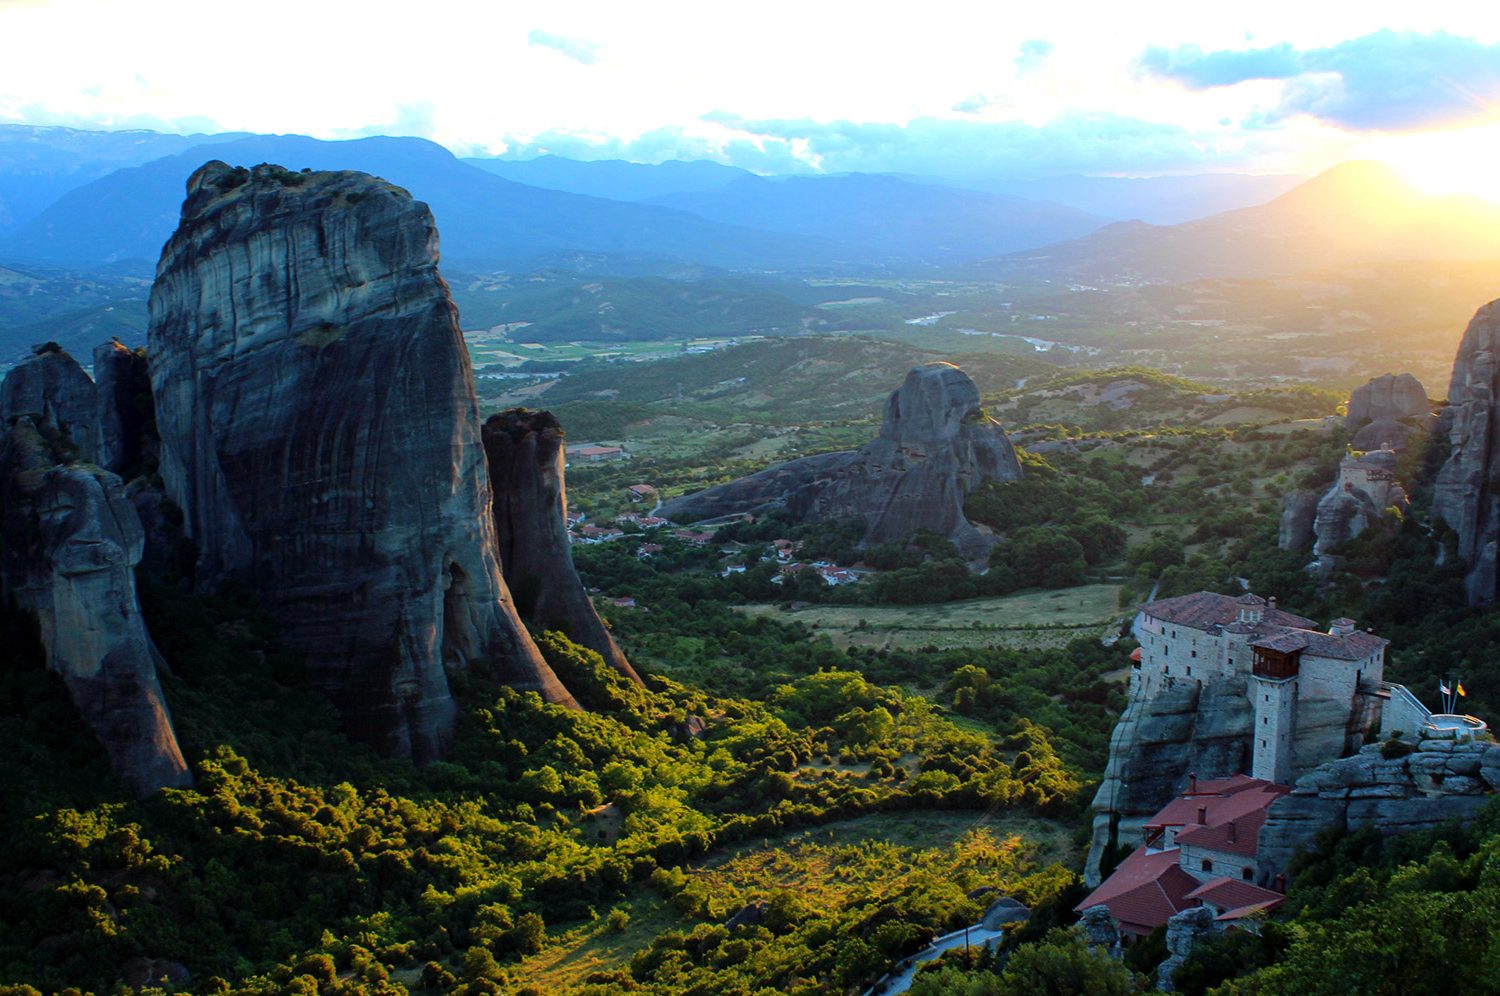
left=1441, top=683, right=1451, bottom=695
left=1458, top=683, right=1467, bottom=697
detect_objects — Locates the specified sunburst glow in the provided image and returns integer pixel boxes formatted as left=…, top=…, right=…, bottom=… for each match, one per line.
left=1366, top=124, right=1500, bottom=204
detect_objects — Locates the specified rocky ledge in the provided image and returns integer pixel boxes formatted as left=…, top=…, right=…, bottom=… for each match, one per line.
left=1257, top=737, right=1500, bottom=874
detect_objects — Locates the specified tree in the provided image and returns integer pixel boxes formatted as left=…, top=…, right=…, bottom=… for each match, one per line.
left=996, top=928, right=1140, bottom=995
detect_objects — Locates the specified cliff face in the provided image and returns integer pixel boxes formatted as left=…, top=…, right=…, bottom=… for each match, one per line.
left=1084, top=678, right=1251, bottom=885
left=92, top=340, right=156, bottom=478
left=1258, top=738, right=1500, bottom=875
left=147, top=161, right=575, bottom=760
left=483, top=409, right=640, bottom=685
left=660, top=363, right=1021, bottom=558
left=0, top=344, right=97, bottom=457
left=1433, top=300, right=1500, bottom=603
left=0, top=401, right=190, bottom=796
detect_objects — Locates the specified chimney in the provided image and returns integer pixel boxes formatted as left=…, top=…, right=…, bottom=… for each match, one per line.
left=1189, top=772, right=1198, bottom=794
left=1268, top=596, right=1277, bottom=611
left=1227, top=820, right=1237, bottom=844
left=1331, top=618, right=1356, bottom=637
left=1274, top=873, right=1287, bottom=893
left=1197, top=805, right=1207, bottom=825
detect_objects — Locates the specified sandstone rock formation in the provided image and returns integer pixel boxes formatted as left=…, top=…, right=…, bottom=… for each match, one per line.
left=1258, top=737, right=1500, bottom=876
left=0, top=343, right=97, bottom=457
left=147, top=161, right=576, bottom=760
left=1345, top=372, right=1428, bottom=427
left=1433, top=299, right=1500, bottom=603
left=483, top=408, right=640, bottom=685
left=1157, top=907, right=1217, bottom=991
left=1277, top=491, right=1317, bottom=550
left=0, top=412, right=190, bottom=796
left=92, top=339, right=156, bottom=477
left=1085, top=678, right=1252, bottom=885
left=1310, top=449, right=1407, bottom=574
left=660, top=363, right=1022, bottom=558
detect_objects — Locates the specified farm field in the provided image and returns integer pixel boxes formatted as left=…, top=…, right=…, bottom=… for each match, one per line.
left=736, top=584, right=1127, bottom=650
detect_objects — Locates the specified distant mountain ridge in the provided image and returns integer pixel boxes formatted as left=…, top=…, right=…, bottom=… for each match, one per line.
left=0, top=134, right=847, bottom=270
left=646, top=173, right=1109, bottom=262
left=463, top=154, right=750, bottom=201
left=986, top=161, right=1500, bottom=284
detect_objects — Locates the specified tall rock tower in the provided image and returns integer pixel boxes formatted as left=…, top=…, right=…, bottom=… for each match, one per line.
left=1433, top=299, right=1500, bottom=603
left=147, top=161, right=576, bottom=760
left=483, top=409, right=642, bottom=685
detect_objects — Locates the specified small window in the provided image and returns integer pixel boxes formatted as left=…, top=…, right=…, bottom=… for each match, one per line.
left=1242, top=867, right=1254, bottom=881
left=1201, top=859, right=1213, bottom=872
left=1165, top=665, right=1171, bottom=675
left=1191, top=650, right=1198, bottom=658
left=1260, top=739, right=1267, bottom=748
left=1186, top=666, right=1193, bottom=676
left=1229, top=658, right=1235, bottom=667
left=1265, top=694, right=1270, bottom=702
left=1263, top=716, right=1269, bottom=725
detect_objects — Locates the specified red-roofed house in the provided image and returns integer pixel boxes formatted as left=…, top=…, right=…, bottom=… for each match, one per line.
left=1076, top=774, right=1289, bottom=940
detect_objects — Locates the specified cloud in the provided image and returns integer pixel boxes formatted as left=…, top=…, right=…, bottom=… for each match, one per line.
left=526, top=29, right=601, bottom=65
left=1141, top=30, right=1500, bottom=130
left=698, top=111, right=1226, bottom=178
left=494, top=124, right=815, bottom=174
left=1015, top=39, right=1054, bottom=75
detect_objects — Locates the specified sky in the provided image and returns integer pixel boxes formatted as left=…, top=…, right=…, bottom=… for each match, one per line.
left=2, top=0, right=1499, bottom=190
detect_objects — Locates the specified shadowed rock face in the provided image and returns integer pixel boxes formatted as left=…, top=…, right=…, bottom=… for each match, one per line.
left=1084, top=678, right=1251, bottom=885
left=0, top=344, right=97, bottom=457
left=93, top=340, right=156, bottom=478
left=660, top=363, right=1022, bottom=558
left=1345, top=373, right=1428, bottom=427
left=483, top=409, right=641, bottom=685
left=1277, top=491, right=1317, bottom=550
left=1433, top=300, right=1500, bottom=603
left=147, top=161, right=576, bottom=760
left=0, top=414, right=190, bottom=796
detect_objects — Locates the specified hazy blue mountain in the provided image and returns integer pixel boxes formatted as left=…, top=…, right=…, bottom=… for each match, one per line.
left=647, top=173, right=1108, bottom=262
left=0, top=134, right=846, bottom=270
left=982, top=161, right=1500, bottom=284
left=463, top=154, right=750, bottom=201
left=0, top=261, right=152, bottom=362
left=0, top=124, right=247, bottom=235
left=935, top=172, right=1306, bottom=225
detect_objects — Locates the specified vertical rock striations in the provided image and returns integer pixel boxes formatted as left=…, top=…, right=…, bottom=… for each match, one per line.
left=483, top=409, right=642, bottom=685
left=1433, top=299, right=1500, bottom=603
left=0, top=350, right=189, bottom=796
left=147, top=161, right=576, bottom=760
left=660, top=363, right=1022, bottom=558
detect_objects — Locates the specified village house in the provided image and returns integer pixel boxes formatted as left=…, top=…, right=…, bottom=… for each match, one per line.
left=626, top=483, right=657, bottom=503
left=635, top=543, right=663, bottom=559
left=572, top=524, right=625, bottom=544
left=770, top=539, right=796, bottom=562
left=1075, top=775, right=1290, bottom=940
left=673, top=528, right=714, bottom=546
left=565, top=442, right=627, bottom=463
left=721, top=563, right=747, bottom=577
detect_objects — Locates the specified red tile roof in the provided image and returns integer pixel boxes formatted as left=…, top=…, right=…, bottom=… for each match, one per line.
left=1154, top=778, right=1289, bottom=858
left=1185, top=877, right=1285, bottom=914
left=1144, top=591, right=1317, bottom=632
left=1074, top=847, right=1200, bottom=936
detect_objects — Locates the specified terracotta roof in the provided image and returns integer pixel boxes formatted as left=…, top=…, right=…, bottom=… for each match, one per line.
left=1143, top=591, right=1317, bottom=632
left=1215, top=900, right=1284, bottom=922
left=1299, top=629, right=1388, bottom=661
left=1074, top=847, right=1200, bottom=935
left=1168, top=781, right=1290, bottom=858
left=1251, top=631, right=1310, bottom=654
left=1130, top=647, right=1143, bottom=662
left=1185, top=877, right=1285, bottom=913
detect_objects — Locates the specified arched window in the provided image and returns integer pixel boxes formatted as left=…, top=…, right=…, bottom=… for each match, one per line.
left=1201, top=858, right=1213, bottom=872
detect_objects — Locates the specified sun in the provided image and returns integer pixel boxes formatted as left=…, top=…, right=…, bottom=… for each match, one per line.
left=1364, top=124, right=1500, bottom=204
